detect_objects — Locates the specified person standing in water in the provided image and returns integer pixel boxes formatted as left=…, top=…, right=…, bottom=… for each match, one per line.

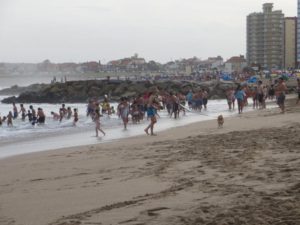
left=118, top=97, right=130, bottom=130
left=7, top=111, right=13, bottom=127
left=37, top=108, right=46, bottom=124
left=202, top=89, right=208, bottom=110
left=67, top=107, right=72, bottom=119
left=226, top=88, right=235, bottom=110
left=29, top=105, right=37, bottom=125
left=101, top=95, right=111, bottom=115
left=94, top=109, right=105, bottom=137
left=144, top=98, right=159, bottom=136
left=73, top=108, right=78, bottom=126
left=12, top=102, right=18, bottom=119
left=19, top=104, right=26, bottom=121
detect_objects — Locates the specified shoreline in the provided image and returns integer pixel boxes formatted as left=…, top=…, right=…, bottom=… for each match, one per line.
left=0, top=98, right=250, bottom=159
left=0, top=98, right=279, bottom=160
left=0, top=98, right=299, bottom=225
left=4, top=101, right=296, bottom=160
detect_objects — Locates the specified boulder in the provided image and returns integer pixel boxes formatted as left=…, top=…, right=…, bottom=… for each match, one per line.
left=1, top=80, right=237, bottom=103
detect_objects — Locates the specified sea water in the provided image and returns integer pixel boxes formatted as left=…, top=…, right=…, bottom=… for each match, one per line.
left=0, top=97, right=260, bottom=159
left=0, top=74, right=277, bottom=158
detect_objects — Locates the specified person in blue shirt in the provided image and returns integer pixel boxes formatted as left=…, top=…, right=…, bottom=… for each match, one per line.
left=186, top=90, right=193, bottom=109
left=144, top=96, right=160, bottom=136
left=235, top=85, right=246, bottom=114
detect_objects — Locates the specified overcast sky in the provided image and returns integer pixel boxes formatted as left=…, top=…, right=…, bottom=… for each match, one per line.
left=0, top=0, right=296, bottom=63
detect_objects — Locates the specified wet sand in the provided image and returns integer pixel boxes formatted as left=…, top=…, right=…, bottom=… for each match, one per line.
left=0, top=98, right=300, bottom=225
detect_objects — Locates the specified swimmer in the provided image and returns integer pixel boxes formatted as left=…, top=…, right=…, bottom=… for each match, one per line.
left=51, top=111, right=60, bottom=120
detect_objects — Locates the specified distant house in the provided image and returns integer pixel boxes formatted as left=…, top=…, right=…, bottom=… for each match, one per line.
left=209, top=56, right=224, bottom=69
left=81, top=61, right=100, bottom=73
left=224, top=55, right=247, bottom=73
left=58, top=63, right=78, bottom=72
left=107, top=55, right=146, bottom=71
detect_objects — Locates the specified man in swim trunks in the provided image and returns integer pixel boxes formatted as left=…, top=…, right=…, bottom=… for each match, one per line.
left=275, top=77, right=287, bottom=113
left=37, top=108, right=46, bottom=124
left=19, top=104, right=26, bottom=121
left=12, top=102, right=18, bottom=119
left=29, top=105, right=37, bottom=125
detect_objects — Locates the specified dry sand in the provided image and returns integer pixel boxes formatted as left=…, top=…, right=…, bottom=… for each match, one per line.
left=0, top=98, right=300, bottom=225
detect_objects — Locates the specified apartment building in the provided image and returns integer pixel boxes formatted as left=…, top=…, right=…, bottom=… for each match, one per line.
left=298, top=0, right=300, bottom=66
left=284, top=17, right=297, bottom=69
left=247, top=3, right=284, bottom=69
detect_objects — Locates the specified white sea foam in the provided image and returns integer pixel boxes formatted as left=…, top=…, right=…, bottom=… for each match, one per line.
left=0, top=95, right=278, bottom=159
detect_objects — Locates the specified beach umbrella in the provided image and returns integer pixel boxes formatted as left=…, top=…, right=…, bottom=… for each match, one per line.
left=220, top=73, right=232, bottom=81
left=247, top=76, right=257, bottom=83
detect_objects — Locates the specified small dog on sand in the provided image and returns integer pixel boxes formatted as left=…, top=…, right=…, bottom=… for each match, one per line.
left=217, top=115, right=224, bottom=128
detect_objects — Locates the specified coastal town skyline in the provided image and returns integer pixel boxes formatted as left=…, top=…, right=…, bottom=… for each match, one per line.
left=0, top=0, right=296, bottom=64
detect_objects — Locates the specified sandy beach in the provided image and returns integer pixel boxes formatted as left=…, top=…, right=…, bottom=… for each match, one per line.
left=0, top=98, right=300, bottom=225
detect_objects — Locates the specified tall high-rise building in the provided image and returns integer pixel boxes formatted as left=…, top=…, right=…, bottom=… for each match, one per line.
left=247, top=3, right=284, bottom=69
left=284, top=17, right=297, bottom=69
left=297, top=0, right=300, bottom=66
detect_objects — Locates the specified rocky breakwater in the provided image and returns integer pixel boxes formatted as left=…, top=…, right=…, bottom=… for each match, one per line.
left=1, top=80, right=237, bottom=104
left=0, top=83, right=49, bottom=96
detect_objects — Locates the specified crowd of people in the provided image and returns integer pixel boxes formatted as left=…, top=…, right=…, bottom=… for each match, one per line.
left=0, top=103, right=78, bottom=127
left=225, top=77, right=299, bottom=114
left=0, top=77, right=299, bottom=137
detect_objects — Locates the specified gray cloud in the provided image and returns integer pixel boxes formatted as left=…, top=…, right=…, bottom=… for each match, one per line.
left=0, top=0, right=296, bottom=63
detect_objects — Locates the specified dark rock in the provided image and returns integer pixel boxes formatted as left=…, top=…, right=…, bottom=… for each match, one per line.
left=1, top=80, right=238, bottom=103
